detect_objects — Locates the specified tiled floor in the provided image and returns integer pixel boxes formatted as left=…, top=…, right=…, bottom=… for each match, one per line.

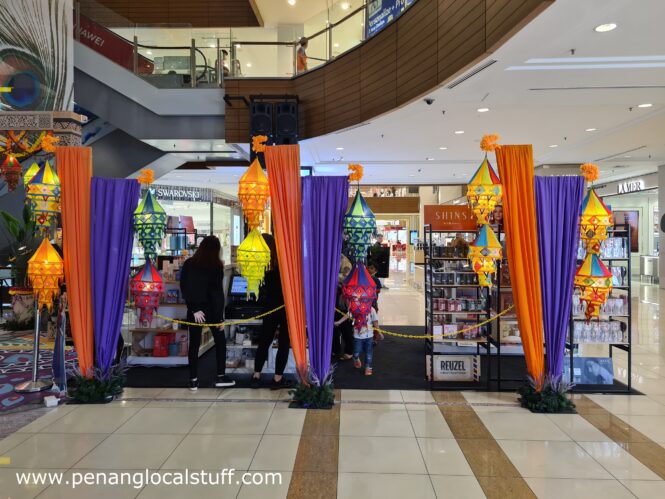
left=2, top=281, right=665, bottom=498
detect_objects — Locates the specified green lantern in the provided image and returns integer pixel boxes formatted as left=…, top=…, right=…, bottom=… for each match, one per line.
left=343, top=190, right=376, bottom=263
left=133, top=189, right=167, bottom=261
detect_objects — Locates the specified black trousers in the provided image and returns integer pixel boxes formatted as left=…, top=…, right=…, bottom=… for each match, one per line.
left=188, top=326, right=227, bottom=379
left=254, top=308, right=290, bottom=376
left=332, top=310, right=354, bottom=357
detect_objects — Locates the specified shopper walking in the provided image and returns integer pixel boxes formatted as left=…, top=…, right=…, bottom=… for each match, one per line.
left=340, top=306, right=379, bottom=376
left=251, top=234, right=292, bottom=390
left=180, top=235, right=235, bottom=390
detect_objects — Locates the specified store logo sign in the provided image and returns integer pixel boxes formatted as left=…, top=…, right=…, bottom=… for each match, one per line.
left=617, top=179, right=644, bottom=194
left=431, top=355, right=480, bottom=381
left=423, top=205, right=477, bottom=231
left=152, top=185, right=211, bottom=202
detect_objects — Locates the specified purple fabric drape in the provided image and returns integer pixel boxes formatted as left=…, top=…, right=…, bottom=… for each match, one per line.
left=302, top=176, right=349, bottom=384
left=90, top=178, right=140, bottom=377
left=535, top=176, right=584, bottom=380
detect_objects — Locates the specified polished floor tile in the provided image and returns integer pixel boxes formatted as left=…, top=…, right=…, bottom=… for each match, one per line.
left=618, top=415, right=665, bottom=444
left=478, top=412, right=571, bottom=441
left=578, top=441, right=661, bottom=480
left=265, top=407, right=307, bottom=435
left=44, top=406, right=140, bottom=434
left=587, top=394, right=665, bottom=416
left=0, top=468, right=66, bottom=499
left=546, top=414, right=612, bottom=442
left=155, top=388, right=220, bottom=400
left=161, top=434, right=261, bottom=470
left=400, top=390, right=435, bottom=404
left=408, top=407, right=454, bottom=438
left=429, top=475, right=486, bottom=498
left=116, top=407, right=207, bottom=434
left=341, top=389, right=404, bottom=403
left=145, top=400, right=213, bottom=409
left=218, top=388, right=281, bottom=400
left=190, top=405, right=273, bottom=435
left=73, top=434, right=184, bottom=470
left=338, top=436, right=427, bottom=474
left=15, top=405, right=77, bottom=433
left=620, top=479, right=665, bottom=498
left=39, top=470, right=143, bottom=499
left=525, top=478, right=635, bottom=499
left=237, top=472, right=291, bottom=499
left=340, top=409, right=415, bottom=437
left=136, top=471, right=241, bottom=499
left=0, top=431, right=33, bottom=454
left=250, top=435, right=300, bottom=471
left=499, top=440, right=613, bottom=479
left=118, top=387, right=165, bottom=399
left=417, top=437, right=474, bottom=476
left=337, top=472, right=435, bottom=499
left=6, top=433, right=106, bottom=468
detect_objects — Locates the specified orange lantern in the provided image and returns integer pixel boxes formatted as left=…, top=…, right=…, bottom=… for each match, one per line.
left=238, top=156, right=270, bottom=230
left=27, top=238, right=64, bottom=311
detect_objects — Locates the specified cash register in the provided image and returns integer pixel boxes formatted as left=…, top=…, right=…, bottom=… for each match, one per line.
left=225, top=274, right=265, bottom=320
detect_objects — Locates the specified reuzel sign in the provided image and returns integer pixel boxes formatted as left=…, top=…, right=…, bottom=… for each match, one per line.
left=617, top=180, right=644, bottom=194
left=423, top=205, right=477, bottom=231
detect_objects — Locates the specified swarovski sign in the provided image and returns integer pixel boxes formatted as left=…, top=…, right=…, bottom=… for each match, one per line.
left=617, top=179, right=645, bottom=194
left=151, top=185, right=212, bottom=202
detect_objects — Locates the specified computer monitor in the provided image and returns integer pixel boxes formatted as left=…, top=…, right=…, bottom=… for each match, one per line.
left=229, top=274, right=248, bottom=297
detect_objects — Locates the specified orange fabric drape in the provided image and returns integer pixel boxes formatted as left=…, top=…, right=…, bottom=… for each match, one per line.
left=57, top=146, right=94, bottom=377
left=264, top=145, right=308, bottom=380
left=496, top=145, right=545, bottom=387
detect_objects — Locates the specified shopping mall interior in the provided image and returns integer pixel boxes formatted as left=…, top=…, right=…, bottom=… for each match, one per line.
left=1, top=0, right=665, bottom=497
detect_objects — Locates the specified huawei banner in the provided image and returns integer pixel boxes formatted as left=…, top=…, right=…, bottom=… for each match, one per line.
left=423, top=205, right=477, bottom=232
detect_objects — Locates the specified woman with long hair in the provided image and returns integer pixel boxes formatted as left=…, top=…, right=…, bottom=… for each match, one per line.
left=180, top=235, right=235, bottom=390
left=251, top=233, right=292, bottom=389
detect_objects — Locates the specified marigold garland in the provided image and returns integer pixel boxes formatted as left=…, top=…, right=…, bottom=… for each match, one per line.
left=480, top=134, right=501, bottom=153
left=137, top=168, right=155, bottom=185
left=580, top=163, right=599, bottom=182
left=40, top=133, right=59, bottom=153
left=252, top=135, right=268, bottom=153
left=348, top=164, right=364, bottom=183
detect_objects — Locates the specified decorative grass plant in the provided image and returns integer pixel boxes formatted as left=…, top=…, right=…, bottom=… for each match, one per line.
left=289, top=368, right=335, bottom=409
left=518, top=375, right=576, bottom=413
left=69, top=362, right=127, bottom=404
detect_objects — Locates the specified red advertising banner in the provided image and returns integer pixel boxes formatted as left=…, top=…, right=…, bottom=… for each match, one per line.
left=423, top=205, right=477, bottom=232
left=78, top=15, right=154, bottom=74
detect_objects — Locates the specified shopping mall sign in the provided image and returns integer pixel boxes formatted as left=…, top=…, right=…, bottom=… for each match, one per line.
left=429, top=355, right=480, bottom=381
left=423, top=205, right=477, bottom=231
left=617, top=179, right=645, bottom=194
left=152, top=185, right=213, bottom=203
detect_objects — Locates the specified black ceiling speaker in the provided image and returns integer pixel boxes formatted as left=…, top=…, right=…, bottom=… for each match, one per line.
left=275, top=101, right=298, bottom=144
left=250, top=101, right=273, bottom=138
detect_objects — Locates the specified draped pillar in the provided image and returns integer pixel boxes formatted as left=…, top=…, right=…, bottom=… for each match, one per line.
left=302, top=176, right=349, bottom=384
left=90, top=178, right=140, bottom=377
left=57, top=146, right=93, bottom=377
left=496, top=145, right=545, bottom=387
left=265, top=145, right=308, bottom=380
left=535, top=176, right=584, bottom=380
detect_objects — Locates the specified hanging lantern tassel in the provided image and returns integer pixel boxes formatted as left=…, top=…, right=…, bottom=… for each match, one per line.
left=468, top=224, right=502, bottom=287
left=133, top=189, right=167, bottom=261
left=1, top=154, right=23, bottom=192
left=467, top=156, right=502, bottom=225
left=130, top=258, right=164, bottom=325
left=343, top=190, right=376, bottom=263
left=574, top=253, right=613, bottom=321
left=238, top=158, right=270, bottom=230
left=27, top=238, right=64, bottom=312
left=342, top=262, right=377, bottom=329
left=25, top=160, right=60, bottom=232
left=237, top=229, right=271, bottom=299
left=579, top=187, right=612, bottom=255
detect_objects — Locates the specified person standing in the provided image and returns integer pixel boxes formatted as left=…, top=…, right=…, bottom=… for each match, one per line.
left=251, top=234, right=292, bottom=389
left=180, top=236, right=235, bottom=390
left=296, top=37, right=308, bottom=73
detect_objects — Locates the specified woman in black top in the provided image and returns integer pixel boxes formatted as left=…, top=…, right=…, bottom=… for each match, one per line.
left=251, top=233, right=291, bottom=389
left=180, top=236, right=235, bottom=390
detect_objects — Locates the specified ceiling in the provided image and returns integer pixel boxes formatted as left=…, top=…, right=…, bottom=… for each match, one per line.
left=253, top=0, right=357, bottom=27
left=295, top=0, right=665, bottom=185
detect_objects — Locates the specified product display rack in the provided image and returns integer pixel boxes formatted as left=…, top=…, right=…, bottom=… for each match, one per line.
left=566, top=223, right=633, bottom=393
left=424, top=224, right=494, bottom=390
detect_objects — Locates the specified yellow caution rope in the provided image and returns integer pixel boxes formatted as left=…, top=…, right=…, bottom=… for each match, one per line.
left=153, top=304, right=285, bottom=328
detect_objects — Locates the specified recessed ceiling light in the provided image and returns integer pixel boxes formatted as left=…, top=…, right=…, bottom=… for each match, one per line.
left=624, top=155, right=631, bottom=158
left=333, top=43, right=339, bottom=48
left=638, top=103, right=653, bottom=108
left=209, top=43, right=216, bottom=48
left=548, top=144, right=558, bottom=148
left=594, top=23, right=617, bottom=33
left=235, top=44, right=241, bottom=49
left=146, top=50, right=153, bottom=55
left=246, top=62, right=252, bottom=67
left=477, top=107, right=489, bottom=113
left=336, top=147, right=344, bottom=150
left=409, top=174, right=415, bottom=177
left=454, top=130, right=464, bottom=134
left=585, top=128, right=597, bottom=132
left=287, top=0, right=296, bottom=5
left=439, top=147, right=448, bottom=150
left=426, top=157, right=434, bottom=161
left=341, top=2, right=350, bottom=10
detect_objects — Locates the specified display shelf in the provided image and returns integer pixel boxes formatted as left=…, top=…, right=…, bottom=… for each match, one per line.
left=572, top=314, right=629, bottom=320
left=426, top=257, right=469, bottom=261
left=428, top=310, right=489, bottom=315
left=127, top=339, right=214, bottom=366
left=130, top=327, right=189, bottom=334
left=427, top=284, right=484, bottom=289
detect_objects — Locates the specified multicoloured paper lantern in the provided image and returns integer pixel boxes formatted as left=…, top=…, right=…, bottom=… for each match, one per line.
left=130, top=258, right=164, bottom=324
left=574, top=253, right=613, bottom=321
left=343, top=190, right=376, bottom=262
left=25, top=160, right=60, bottom=232
left=467, top=157, right=502, bottom=225
left=133, top=189, right=167, bottom=261
left=342, top=262, right=377, bottom=329
left=237, top=228, right=271, bottom=298
left=580, top=188, right=612, bottom=255
left=27, top=238, right=64, bottom=311
left=238, top=157, right=270, bottom=230
left=1, top=154, right=23, bottom=192
left=468, top=224, right=502, bottom=287
left=23, top=161, right=40, bottom=186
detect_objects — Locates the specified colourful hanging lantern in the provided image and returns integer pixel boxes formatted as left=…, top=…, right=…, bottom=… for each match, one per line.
left=343, top=190, right=376, bottom=262
left=238, top=157, right=270, bottom=230
left=130, top=258, right=164, bottom=325
left=237, top=228, right=271, bottom=298
left=342, top=262, right=377, bottom=329
left=27, top=238, right=64, bottom=311
left=574, top=253, right=613, bottom=321
left=23, top=161, right=40, bottom=187
left=133, top=189, right=167, bottom=261
left=468, top=224, right=502, bottom=287
left=579, top=188, right=612, bottom=255
left=25, top=160, right=60, bottom=232
left=1, top=154, right=23, bottom=192
left=467, top=157, right=502, bottom=225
